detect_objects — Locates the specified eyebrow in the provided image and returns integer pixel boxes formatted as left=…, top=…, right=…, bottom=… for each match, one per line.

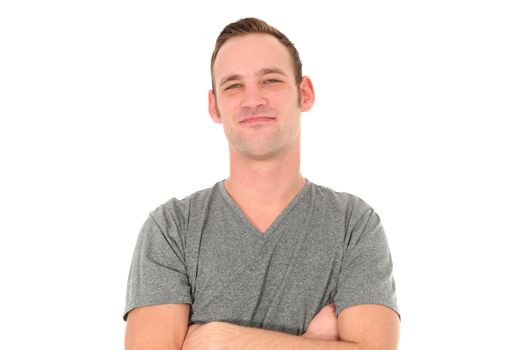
left=218, top=67, right=289, bottom=87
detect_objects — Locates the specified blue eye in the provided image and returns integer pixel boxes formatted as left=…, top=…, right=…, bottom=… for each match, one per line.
left=265, top=79, right=280, bottom=84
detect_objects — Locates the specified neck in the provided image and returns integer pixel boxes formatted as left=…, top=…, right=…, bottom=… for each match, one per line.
left=224, top=142, right=305, bottom=208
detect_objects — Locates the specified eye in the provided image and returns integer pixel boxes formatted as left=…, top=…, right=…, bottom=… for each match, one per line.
left=264, top=79, right=281, bottom=84
left=225, top=83, right=242, bottom=90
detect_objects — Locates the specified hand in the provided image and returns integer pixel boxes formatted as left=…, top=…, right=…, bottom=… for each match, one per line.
left=302, top=303, right=340, bottom=341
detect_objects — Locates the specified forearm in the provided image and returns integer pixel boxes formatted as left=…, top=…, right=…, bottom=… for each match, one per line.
left=183, top=321, right=360, bottom=350
left=227, top=324, right=357, bottom=349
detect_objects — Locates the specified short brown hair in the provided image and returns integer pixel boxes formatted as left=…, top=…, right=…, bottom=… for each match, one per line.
left=210, top=17, right=302, bottom=93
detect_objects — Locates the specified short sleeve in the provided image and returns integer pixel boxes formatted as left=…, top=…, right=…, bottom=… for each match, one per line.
left=334, top=208, right=399, bottom=317
left=123, top=212, right=192, bottom=320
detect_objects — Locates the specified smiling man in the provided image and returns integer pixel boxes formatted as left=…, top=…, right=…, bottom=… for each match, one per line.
left=124, top=18, right=400, bottom=350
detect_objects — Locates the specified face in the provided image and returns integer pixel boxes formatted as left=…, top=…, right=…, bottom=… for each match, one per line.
left=209, top=33, right=314, bottom=161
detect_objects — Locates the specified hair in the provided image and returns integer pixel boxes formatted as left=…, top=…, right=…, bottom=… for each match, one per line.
left=210, top=17, right=303, bottom=94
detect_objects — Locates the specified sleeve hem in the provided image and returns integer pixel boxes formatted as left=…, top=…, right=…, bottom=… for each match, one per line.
left=335, top=299, right=400, bottom=320
left=123, top=297, right=192, bottom=321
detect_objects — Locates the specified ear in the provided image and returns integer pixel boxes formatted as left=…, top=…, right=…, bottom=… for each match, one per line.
left=208, top=90, right=222, bottom=124
left=299, top=76, right=315, bottom=112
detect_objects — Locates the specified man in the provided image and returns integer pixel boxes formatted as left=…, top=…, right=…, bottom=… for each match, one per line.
left=124, top=17, right=400, bottom=349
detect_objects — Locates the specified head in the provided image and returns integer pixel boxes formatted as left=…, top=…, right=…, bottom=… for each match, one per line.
left=210, top=17, right=303, bottom=98
left=208, top=18, right=314, bottom=161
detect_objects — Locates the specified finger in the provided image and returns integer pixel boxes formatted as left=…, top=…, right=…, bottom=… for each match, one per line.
left=319, top=303, right=336, bottom=314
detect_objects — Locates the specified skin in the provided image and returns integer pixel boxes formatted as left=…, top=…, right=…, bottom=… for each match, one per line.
left=182, top=304, right=400, bottom=350
left=208, top=33, right=314, bottom=233
left=302, top=304, right=341, bottom=341
left=125, top=304, right=190, bottom=350
left=209, top=33, right=310, bottom=162
left=125, top=33, right=400, bottom=350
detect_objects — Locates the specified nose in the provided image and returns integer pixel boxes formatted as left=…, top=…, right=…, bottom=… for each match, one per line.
left=241, top=83, right=268, bottom=109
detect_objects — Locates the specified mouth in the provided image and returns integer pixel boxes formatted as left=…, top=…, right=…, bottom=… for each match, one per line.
left=239, top=116, right=276, bottom=125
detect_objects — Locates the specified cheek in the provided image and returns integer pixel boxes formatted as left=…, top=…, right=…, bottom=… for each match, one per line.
left=216, top=96, right=240, bottom=116
left=276, top=93, right=301, bottom=116
left=272, top=87, right=300, bottom=108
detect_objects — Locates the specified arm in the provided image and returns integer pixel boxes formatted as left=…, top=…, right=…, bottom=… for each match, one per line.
left=303, top=303, right=340, bottom=341
left=124, top=211, right=193, bottom=349
left=304, top=303, right=399, bottom=348
left=125, top=304, right=190, bottom=350
left=338, top=304, right=400, bottom=350
left=183, top=322, right=358, bottom=350
left=182, top=303, right=399, bottom=350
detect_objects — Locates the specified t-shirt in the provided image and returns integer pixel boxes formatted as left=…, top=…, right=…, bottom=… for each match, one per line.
left=124, top=179, right=398, bottom=335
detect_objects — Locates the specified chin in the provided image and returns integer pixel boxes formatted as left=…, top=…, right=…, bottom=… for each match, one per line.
left=240, top=145, right=289, bottom=161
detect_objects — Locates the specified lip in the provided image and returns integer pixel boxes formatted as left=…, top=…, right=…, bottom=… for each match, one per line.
left=239, top=116, right=276, bottom=124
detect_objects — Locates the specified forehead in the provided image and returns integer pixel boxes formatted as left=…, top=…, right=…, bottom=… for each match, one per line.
left=213, top=33, right=294, bottom=80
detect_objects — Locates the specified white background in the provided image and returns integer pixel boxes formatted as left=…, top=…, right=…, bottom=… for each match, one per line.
left=1, top=1, right=524, bottom=349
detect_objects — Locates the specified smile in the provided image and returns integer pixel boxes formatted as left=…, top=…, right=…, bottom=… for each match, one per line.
left=239, top=116, right=276, bottom=124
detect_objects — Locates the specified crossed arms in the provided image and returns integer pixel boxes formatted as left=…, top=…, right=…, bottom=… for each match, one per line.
left=125, top=302, right=399, bottom=350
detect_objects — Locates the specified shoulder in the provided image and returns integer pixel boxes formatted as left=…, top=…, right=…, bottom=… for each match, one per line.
left=147, top=182, right=221, bottom=234
left=310, top=181, right=377, bottom=223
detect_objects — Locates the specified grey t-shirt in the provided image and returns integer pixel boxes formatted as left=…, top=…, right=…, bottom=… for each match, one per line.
left=124, top=179, right=398, bottom=335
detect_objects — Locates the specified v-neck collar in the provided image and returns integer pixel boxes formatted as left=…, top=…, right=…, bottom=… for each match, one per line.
left=218, top=179, right=312, bottom=236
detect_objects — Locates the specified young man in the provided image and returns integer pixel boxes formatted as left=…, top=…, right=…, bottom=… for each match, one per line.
left=124, top=18, right=400, bottom=350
